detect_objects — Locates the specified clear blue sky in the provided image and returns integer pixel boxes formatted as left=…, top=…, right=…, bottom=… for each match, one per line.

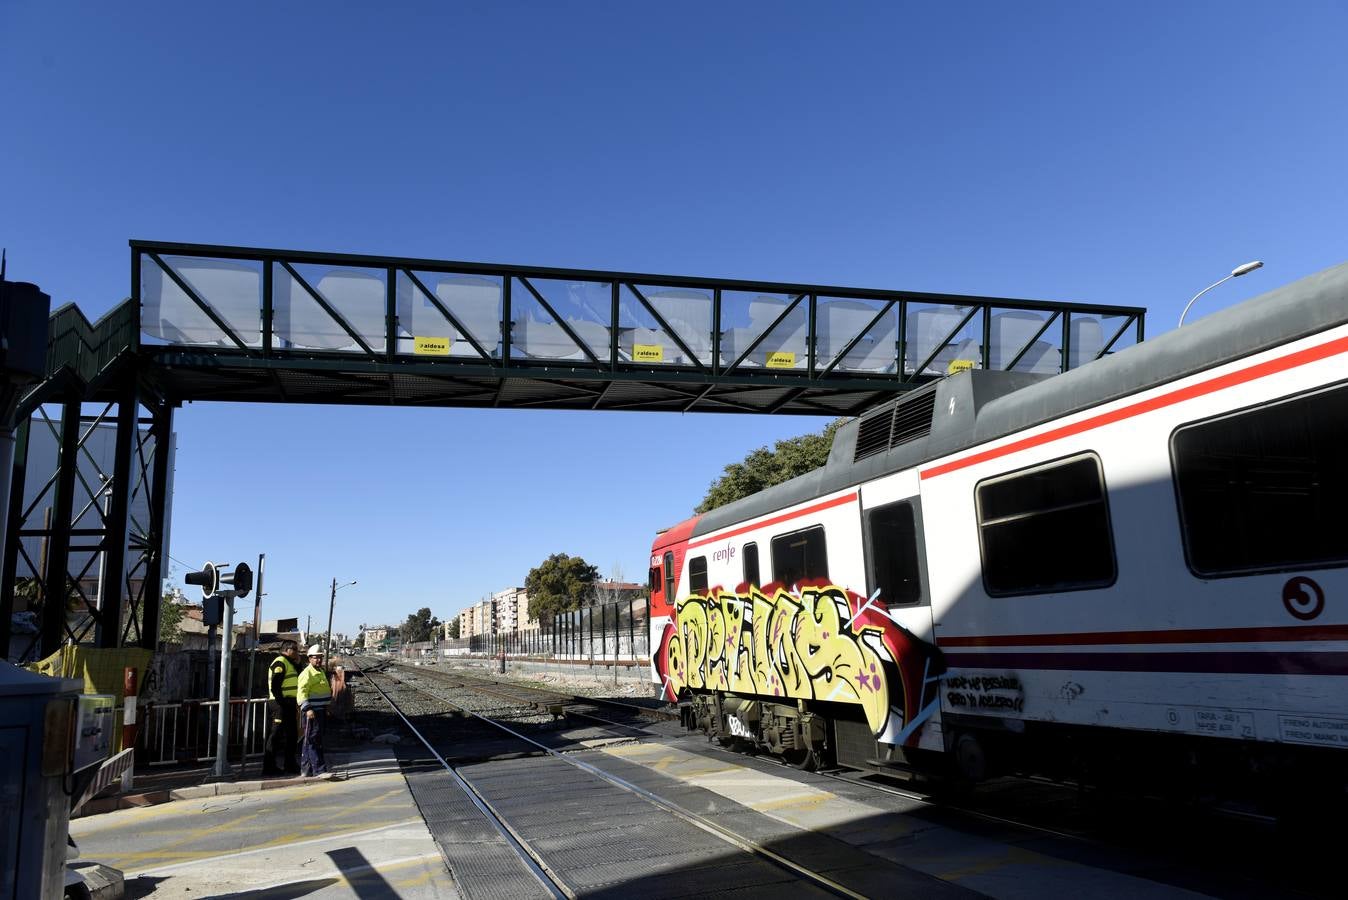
left=5, top=2, right=1346, bottom=636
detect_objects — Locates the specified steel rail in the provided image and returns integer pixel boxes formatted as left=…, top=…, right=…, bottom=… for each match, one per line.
left=396, top=663, right=677, bottom=721
left=359, top=665, right=572, bottom=900
left=376, top=666, right=868, bottom=900
left=380, top=664, right=665, bottom=738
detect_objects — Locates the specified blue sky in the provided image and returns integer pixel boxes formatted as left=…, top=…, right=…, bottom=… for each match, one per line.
left=5, top=2, right=1346, bottom=636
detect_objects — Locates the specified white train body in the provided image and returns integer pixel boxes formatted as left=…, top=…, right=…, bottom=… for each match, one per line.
left=649, top=263, right=1348, bottom=783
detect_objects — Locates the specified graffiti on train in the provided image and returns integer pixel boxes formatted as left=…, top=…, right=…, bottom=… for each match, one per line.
left=655, top=581, right=944, bottom=742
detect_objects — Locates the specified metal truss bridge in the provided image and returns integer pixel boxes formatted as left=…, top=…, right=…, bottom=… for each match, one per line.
left=2, top=240, right=1145, bottom=660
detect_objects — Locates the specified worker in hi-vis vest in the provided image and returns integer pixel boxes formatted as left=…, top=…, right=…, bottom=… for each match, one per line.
left=297, top=644, right=334, bottom=778
left=262, top=640, right=301, bottom=775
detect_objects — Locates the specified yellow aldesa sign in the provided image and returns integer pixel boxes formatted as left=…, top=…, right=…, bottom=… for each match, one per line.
left=633, top=344, right=664, bottom=363
left=946, top=358, right=976, bottom=375
left=765, top=351, right=796, bottom=369
left=414, top=336, right=451, bottom=356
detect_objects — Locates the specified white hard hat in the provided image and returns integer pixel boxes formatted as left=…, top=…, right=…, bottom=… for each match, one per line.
left=306, top=644, right=323, bottom=656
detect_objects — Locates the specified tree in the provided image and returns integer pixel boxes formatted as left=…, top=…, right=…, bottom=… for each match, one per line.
left=696, top=419, right=843, bottom=513
left=447, top=616, right=461, bottom=639
left=526, top=553, right=599, bottom=626
left=399, top=607, right=440, bottom=643
left=353, top=632, right=365, bottom=650
left=159, top=591, right=184, bottom=645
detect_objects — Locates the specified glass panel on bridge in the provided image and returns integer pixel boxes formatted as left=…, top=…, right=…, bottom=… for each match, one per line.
left=986, top=307, right=1058, bottom=374
left=396, top=271, right=503, bottom=359
left=140, top=254, right=262, bottom=347
left=905, top=303, right=983, bottom=375
left=275, top=263, right=387, bottom=353
left=1085, top=312, right=1139, bottom=364
left=518, top=277, right=611, bottom=361
left=509, top=277, right=585, bottom=361
left=621, top=285, right=714, bottom=367
left=720, top=290, right=808, bottom=370
left=815, top=296, right=898, bottom=374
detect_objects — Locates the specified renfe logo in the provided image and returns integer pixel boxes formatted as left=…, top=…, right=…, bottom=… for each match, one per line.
left=712, top=542, right=736, bottom=564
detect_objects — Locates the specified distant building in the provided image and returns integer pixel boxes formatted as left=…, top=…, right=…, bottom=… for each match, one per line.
left=459, top=599, right=495, bottom=642
left=364, top=625, right=393, bottom=647
left=177, top=606, right=249, bottom=651
left=493, top=587, right=536, bottom=633
left=258, top=617, right=303, bottom=648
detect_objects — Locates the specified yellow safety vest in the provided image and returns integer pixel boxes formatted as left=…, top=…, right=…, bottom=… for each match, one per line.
left=297, top=664, right=332, bottom=709
left=269, top=655, right=299, bottom=699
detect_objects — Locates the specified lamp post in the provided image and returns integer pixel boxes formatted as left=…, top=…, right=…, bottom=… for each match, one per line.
left=324, top=578, right=357, bottom=666
left=1178, top=260, right=1264, bottom=327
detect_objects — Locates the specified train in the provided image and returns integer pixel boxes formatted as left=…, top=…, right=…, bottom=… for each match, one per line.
left=647, top=262, right=1348, bottom=806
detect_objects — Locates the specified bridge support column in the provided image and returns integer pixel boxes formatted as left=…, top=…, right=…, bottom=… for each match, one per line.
left=40, top=400, right=82, bottom=657
left=137, top=399, right=174, bottom=651
left=97, top=378, right=138, bottom=648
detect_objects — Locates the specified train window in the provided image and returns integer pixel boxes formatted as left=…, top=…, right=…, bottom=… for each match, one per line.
left=771, top=525, right=828, bottom=588
left=649, top=566, right=660, bottom=593
left=689, top=556, right=709, bottom=594
left=664, top=552, right=675, bottom=600
left=743, top=542, right=760, bottom=588
left=976, top=453, right=1116, bottom=595
left=1173, top=383, right=1348, bottom=575
left=865, top=500, right=923, bottom=606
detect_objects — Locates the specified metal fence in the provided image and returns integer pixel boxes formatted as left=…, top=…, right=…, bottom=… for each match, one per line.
left=139, top=697, right=268, bottom=766
left=407, top=596, right=651, bottom=662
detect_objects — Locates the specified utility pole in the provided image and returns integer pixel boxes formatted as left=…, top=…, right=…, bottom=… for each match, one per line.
left=324, top=578, right=356, bottom=666
left=239, top=553, right=265, bottom=776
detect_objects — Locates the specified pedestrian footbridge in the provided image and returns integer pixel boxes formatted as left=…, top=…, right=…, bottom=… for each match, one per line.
left=4, top=240, right=1144, bottom=659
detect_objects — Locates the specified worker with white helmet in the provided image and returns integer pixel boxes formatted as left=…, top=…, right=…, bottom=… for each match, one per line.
left=296, top=644, right=334, bottom=778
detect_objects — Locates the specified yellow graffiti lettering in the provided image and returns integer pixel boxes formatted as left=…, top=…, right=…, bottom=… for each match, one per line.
left=704, top=596, right=728, bottom=691
left=794, top=586, right=890, bottom=733
left=667, top=583, right=895, bottom=735
left=679, top=599, right=709, bottom=690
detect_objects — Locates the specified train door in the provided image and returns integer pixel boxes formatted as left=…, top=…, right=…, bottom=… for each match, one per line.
left=853, top=470, right=944, bottom=755
left=859, top=471, right=934, bottom=644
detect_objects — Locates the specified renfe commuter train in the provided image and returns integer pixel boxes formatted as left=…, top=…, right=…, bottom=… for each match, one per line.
left=647, top=263, right=1348, bottom=805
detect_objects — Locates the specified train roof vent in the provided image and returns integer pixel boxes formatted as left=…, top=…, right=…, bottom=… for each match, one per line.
left=853, top=384, right=938, bottom=463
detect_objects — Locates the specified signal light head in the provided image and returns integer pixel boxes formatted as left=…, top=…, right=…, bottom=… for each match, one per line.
left=184, top=562, right=220, bottom=599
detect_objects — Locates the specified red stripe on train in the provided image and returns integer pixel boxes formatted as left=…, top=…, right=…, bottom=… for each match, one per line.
left=921, top=333, right=1348, bottom=480
left=686, top=492, right=859, bottom=550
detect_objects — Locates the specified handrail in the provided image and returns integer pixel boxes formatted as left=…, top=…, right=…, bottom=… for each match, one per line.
left=17, top=298, right=140, bottom=418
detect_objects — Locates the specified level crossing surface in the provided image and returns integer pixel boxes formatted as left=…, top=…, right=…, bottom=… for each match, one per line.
left=68, top=659, right=1317, bottom=899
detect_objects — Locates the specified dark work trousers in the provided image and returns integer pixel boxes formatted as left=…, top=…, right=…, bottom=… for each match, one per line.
left=264, top=698, right=299, bottom=772
left=301, top=708, right=327, bottom=776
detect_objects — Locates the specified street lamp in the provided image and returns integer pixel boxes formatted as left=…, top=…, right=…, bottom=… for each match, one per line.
left=324, top=578, right=357, bottom=666
left=1178, top=260, right=1264, bottom=327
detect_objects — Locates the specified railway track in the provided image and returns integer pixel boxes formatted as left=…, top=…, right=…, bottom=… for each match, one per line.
left=350, top=658, right=1336, bottom=898
left=357, top=659, right=974, bottom=900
